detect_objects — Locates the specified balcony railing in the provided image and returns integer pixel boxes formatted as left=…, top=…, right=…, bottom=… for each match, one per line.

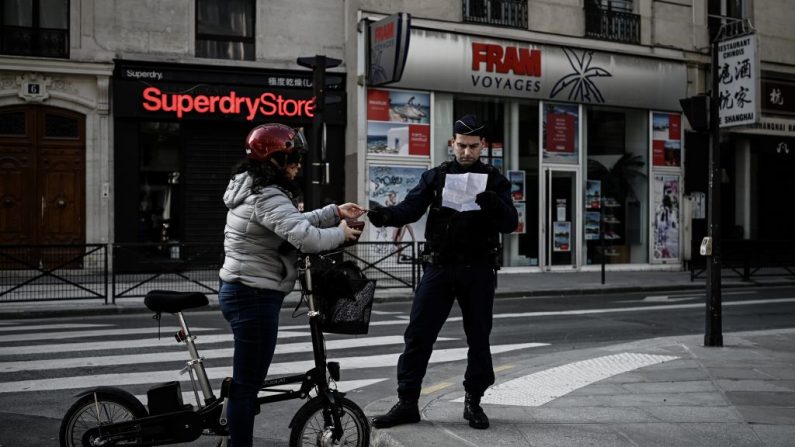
left=463, top=0, right=528, bottom=29
left=1, top=25, right=69, bottom=58
left=584, top=2, right=640, bottom=45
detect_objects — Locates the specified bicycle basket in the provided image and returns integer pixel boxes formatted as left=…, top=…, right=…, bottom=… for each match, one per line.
left=308, top=259, right=376, bottom=335
left=318, top=278, right=376, bottom=335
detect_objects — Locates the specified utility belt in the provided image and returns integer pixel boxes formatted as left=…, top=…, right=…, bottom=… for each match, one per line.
left=421, top=245, right=502, bottom=269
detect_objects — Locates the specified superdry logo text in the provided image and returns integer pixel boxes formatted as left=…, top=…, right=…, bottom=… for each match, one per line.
left=141, top=87, right=316, bottom=120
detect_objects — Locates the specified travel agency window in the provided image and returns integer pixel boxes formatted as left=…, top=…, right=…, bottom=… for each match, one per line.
left=1, top=0, right=69, bottom=58
left=453, top=97, right=540, bottom=268
left=195, top=0, right=254, bottom=60
left=584, top=106, right=649, bottom=265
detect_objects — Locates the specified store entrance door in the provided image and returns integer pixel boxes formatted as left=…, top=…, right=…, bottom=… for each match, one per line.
left=543, top=168, right=577, bottom=270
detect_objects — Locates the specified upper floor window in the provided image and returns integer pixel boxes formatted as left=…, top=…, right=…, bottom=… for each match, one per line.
left=195, top=0, right=254, bottom=61
left=463, top=0, right=528, bottom=29
left=584, top=0, right=640, bottom=45
left=708, top=0, right=744, bottom=42
left=1, top=0, right=69, bottom=58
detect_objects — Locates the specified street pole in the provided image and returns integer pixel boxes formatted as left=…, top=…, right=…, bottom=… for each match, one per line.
left=705, top=37, right=723, bottom=347
left=297, top=55, right=341, bottom=210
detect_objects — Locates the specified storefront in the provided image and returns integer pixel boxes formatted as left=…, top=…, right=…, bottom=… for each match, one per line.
left=112, top=60, right=347, bottom=253
left=359, top=28, right=688, bottom=270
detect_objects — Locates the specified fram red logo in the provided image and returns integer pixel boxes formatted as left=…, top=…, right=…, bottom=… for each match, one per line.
left=141, top=86, right=316, bottom=120
left=472, top=42, right=541, bottom=77
left=374, top=21, right=395, bottom=42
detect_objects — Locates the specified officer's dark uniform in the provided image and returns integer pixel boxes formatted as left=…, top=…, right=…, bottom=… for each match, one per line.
left=375, top=158, right=518, bottom=401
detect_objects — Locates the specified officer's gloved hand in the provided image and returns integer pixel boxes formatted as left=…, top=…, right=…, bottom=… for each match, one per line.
left=475, top=191, right=502, bottom=212
left=368, top=207, right=392, bottom=227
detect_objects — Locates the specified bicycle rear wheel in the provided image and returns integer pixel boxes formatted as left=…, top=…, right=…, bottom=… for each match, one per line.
left=289, top=396, right=370, bottom=447
left=59, top=393, right=147, bottom=446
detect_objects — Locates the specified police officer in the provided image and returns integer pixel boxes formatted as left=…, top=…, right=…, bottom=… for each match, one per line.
left=368, top=114, right=518, bottom=430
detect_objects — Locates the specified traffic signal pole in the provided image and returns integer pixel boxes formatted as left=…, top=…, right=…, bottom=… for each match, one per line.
left=705, top=38, right=723, bottom=347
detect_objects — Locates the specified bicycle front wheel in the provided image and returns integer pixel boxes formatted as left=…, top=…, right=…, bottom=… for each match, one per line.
left=289, top=396, right=370, bottom=447
left=59, top=393, right=146, bottom=446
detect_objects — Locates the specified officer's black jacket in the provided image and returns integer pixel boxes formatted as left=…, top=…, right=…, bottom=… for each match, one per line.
left=383, top=159, right=518, bottom=258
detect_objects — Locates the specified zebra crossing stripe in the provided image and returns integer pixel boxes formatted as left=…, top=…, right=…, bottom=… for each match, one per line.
left=0, top=331, right=309, bottom=356
left=0, top=327, right=218, bottom=343
left=0, top=343, right=547, bottom=393
left=0, top=335, right=455, bottom=372
left=0, top=324, right=112, bottom=333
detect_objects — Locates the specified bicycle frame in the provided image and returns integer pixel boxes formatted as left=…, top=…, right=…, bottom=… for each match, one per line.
left=79, top=254, right=345, bottom=446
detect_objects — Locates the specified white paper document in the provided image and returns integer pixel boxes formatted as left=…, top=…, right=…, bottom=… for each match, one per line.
left=442, top=173, right=488, bottom=211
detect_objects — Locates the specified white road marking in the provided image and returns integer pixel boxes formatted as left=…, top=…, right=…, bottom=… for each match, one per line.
left=282, top=297, right=795, bottom=329
left=0, top=323, right=112, bottom=332
left=0, top=327, right=218, bottom=343
left=370, top=310, right=403, bottom=315
left=641, top=290, right=753, bottom=302
left=134, top=378, right=389, bottom=407
left=0, top=335, right=454, bottom=372
left=447, top=297, right=795, bottom=322
left=453, top=352, right=678, bottom=407
left=0, top=331, right=309, bottom=356
left=0, top=343, right=547, bottom=393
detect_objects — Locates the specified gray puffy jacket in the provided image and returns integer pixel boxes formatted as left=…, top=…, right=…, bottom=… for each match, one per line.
left=219, top=173, right=345, bottom=294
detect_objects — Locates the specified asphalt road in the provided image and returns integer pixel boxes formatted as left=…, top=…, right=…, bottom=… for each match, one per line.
left=1, top=285, right=794, bottom=446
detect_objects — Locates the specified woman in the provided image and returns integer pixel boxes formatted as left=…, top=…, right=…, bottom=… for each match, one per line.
left=218, top=123, right=364, bottom=446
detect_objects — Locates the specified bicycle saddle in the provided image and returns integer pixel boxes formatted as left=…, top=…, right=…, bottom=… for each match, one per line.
left=144, top=290, right=209, bottom=313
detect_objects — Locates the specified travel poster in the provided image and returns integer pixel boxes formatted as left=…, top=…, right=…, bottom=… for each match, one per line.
left=585, top=211, right=601, bottom=240
left=586, top=180, right=601, bottom=209
left=652, top=112, right=682, bottom=167
left=367, top=89, right=430, bottom=156
left=543, top=102, right=579, bottom=164
left=508, top=170, right=526, bottom=202
left=652, top=174, right=680, bottom=261
left=367, top=164, right=428, bottom=244
left=514, top=202, right=526, bottom=234
left=553, top=221, right=571, bottom=252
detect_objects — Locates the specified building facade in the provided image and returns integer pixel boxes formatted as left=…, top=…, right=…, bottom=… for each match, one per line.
left=1, top=0, right=793, bottom=274
left=343, top=0, right=795, bottom=271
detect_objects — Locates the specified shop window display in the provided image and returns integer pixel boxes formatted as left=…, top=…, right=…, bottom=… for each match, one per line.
left=138, top=122, right=181, bottom=244
left=585, top=107, right=648, bottom=264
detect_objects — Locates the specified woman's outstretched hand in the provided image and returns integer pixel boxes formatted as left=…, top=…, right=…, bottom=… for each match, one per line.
left=338, top=203, right=366, bottom=220
left=338, top=219, right=363, bottom=243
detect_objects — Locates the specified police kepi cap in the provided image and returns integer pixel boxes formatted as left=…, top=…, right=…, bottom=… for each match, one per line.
left=453, top=114, right=486, bottom=137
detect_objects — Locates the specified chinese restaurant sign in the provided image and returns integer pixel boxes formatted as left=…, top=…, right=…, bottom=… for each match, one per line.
left=717, top=33, right=759, bottom=128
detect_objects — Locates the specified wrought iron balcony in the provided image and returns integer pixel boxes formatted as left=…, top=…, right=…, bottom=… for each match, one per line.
left=463, top=0, right=528, bottom=29
left=584, top=2, right=640, bottom=45
left=1, top=25, right=69, bottom=58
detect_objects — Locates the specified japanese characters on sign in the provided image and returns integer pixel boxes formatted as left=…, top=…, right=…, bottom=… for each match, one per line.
left=717, top=33, right=759, bottom=128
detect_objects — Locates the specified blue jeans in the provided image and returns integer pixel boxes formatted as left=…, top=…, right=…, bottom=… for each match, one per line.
left=219, top=280, right=285, bottom=447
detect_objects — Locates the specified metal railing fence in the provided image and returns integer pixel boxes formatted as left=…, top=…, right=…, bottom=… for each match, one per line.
left=0, top=244, right=107, bottom=303
left=0, top=242, right=420, bottom=303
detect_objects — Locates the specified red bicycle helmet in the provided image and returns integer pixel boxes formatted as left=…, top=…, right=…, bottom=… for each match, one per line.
left=244, top=123, right=307, bottom=162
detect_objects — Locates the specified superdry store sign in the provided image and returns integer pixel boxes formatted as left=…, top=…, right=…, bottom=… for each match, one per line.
left=141, top=87, right=316, bottom=120
left=391, top=29, right=687, bottom=111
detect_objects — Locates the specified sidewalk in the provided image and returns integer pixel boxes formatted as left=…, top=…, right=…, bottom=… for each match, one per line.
left=367, top=328, right=795, bottom=447
left=0, top=268, right=793, bottom=319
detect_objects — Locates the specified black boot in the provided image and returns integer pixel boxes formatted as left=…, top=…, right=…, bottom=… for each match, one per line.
left=463, top=392, right=489, bottom=429
left=371, top=398, right=420, bottom=428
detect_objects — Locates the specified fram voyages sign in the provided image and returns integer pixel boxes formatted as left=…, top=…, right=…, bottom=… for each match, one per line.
left=471, top=42, right=542, bottom=92
left=141, top=86, right=317, bottom=120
